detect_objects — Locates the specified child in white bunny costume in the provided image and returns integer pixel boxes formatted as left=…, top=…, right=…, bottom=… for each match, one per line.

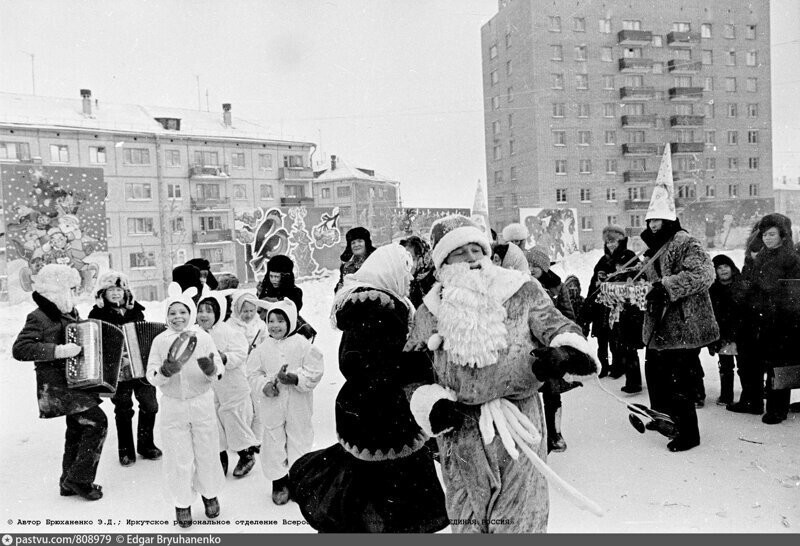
left=146, top=283, right=224, bottom=528
left=247, top=299, right=324, bottom=505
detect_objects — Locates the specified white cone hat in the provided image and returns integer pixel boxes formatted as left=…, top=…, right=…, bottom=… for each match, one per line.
left=645, top=146, right=677, bottom=221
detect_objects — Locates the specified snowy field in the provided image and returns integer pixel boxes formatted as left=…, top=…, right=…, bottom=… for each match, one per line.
left=1, top=249, right=797, bottom=534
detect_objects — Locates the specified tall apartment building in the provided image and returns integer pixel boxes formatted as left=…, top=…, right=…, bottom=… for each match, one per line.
left=0, top=90, right=314, bottom=299
left=482, top=0, right=772, bottom=248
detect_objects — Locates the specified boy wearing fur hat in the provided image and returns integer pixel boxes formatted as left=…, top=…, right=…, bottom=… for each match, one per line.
left=501, top=222, right=528, bottom=248
left=88, top=270, right=161, bottom=467
left=257, top=254, right=303, bottom=311
left=196, top=293, right=259, bottom=478
left=404, top=215, right=599, bottom=533
left=247, top=299, right=324, bottom=505
left=12, top=264, right=107, bottom=501
left=708, top=255, right=746, bottom=406
left=146, top=283, right=225, bottom=528
left=335, top=226, right=376, bottom=293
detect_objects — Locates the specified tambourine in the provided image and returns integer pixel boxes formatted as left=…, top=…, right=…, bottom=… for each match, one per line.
left=167, top=331, right=197, bottom=365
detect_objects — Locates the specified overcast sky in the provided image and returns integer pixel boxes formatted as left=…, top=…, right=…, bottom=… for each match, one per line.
left=1, top=0, right=797, bottom=208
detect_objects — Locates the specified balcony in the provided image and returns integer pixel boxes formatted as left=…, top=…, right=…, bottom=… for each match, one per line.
left=668, top=87, right=704, bottom=101
left=619, top=86, right=656, bottom=100
left=670, top=142, right=705, bottom=154
left=672, top=172, right=699, bottom=182
left=624, top=199, right=650, bottom=211
left=622, top=143, right=662, bottom=156
left=667, top=31, right=701, bottom=46
left=670, top=115, right=705, bottom=127
left=623, top=171, right=658, bottom=183
left=617, top=30, right=653, bottom=45
left=280, top=197, right=314, bottom=207
left=192, top=229, right=233, bottom=244
left=618, top=58, right=654, bottom=72
left=279, top=167, right=314, bottom=180
left=190, top=196, right=231, bottom=210
left=667, top=60, right=702, bottom=73
left=621, top=114, right=657, bottom=128
left=189, top=164, right=229, bottom=178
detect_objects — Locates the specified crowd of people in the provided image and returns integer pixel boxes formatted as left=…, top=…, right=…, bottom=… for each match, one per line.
left=10, top=204, right=799, bottom=532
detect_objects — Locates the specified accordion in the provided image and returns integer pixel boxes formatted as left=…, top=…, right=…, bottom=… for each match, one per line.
left=120, top=322, right=168, bottom=381
left=65, top=320, right=125, bottom=394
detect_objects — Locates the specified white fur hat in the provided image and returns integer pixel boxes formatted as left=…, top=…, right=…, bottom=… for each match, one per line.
left=95, top=270, right=130, bottom=295
left=501, top=222, right=528, bottom=243
left=164, top=282, right=198, bottom=331
left=33, top=264, right=81, bottom=293
left=429, top=215, right=493, bottom=270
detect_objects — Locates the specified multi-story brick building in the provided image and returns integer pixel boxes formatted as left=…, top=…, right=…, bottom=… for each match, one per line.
left=481, top=0, right=772, bottom=249
left=0, top=90, right=314, bottom=299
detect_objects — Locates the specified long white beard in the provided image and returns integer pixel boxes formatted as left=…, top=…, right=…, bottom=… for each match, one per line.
left=437, top=257, right=509, bottom=368
left=39, top=286, right=74, bottom=314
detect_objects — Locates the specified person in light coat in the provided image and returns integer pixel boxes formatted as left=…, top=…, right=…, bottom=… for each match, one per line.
left=228, top=291, right=268, bottom=353
left=247, top=299, right=324, bottom=505
left=196, top=293, right=259, bottom=478
left=146, top=283, right=224, bottom=528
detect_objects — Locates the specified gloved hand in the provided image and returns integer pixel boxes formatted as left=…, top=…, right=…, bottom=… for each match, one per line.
left=54, top=343, right=82, bottom=359
left=531, top=346, right=598, bottom=382
left=197, top=353, right=216, bottom=376
left=646, top=281, right=669, bottom=304
left=276, top=364, right=299, bottom=385
left=429, top=399, right=470, bottom=435
left=262, top=379, right=280, bottom=398
left=160, top=357, right=183, bottom=378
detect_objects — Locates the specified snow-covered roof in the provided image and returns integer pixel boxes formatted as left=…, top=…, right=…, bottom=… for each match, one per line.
left=313, top=156, right=397, bottom=184
left=0, top=92, right=313, bottom=145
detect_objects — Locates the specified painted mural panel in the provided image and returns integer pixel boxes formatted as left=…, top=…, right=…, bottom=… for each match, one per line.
left=518, top=208, right=580, bottom=260
left=680, top=198, right=776, bottom=250
left=375, top=207, right=471, bottom=245
left=1, top=165, right=108, bottom=303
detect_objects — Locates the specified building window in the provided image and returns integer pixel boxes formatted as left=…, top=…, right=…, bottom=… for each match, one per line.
left=628, top=131, right=646, bottom=144
left=702, top=50, right=713, bottom=65
left=602, top=75, right=614, bottom=89
left=724, top=24, right=735, bottom=39
left=746, top=77, right=757, bottom=93
left=553, top=131, right=566, bottom=146
left=630, top=158, right=646, bottom=171
left=701, top=23, right=712, bottom=38
left=674, top=48, right=692, bottom=61
left=704, top=76, right=714, bottom=91
left=489, top=44, right=498, bottom=59
left=506, top=60, right=513, bottom=75
left=628, top=186, right=645, bottom=201
left=555, top=160, right=567, bottom=174
left=0, top=141, right=30, bottom=160
left=747, top=130, right=759, bottom=144
left=549, top=16, right=561, bottom=32
left=493, top=145, right=502, bottom=160
left=507, top=86, right=514, bottom=102
left=604, top=130, right=616, bottom=145
left=127, top=217, right=154, bottom=235
left=725, top=77, right=737, bottom=92
left=630, top=214, right=642, bottom=228
left=746, top=25, right=757, bottom=40
left=506, top=30, right=512, bottom=48
left=625, top=75, right=644, bottom=87
left=320, top=187, right=331, bottom=199
left=728, top=184, right=738, bottom=197
left=49, top=144, right=69, bottom=163
left=622, top=20, right=641, bottom=31
left=579, top=159, right=592, bottom=173
left=749, top=183, right=759, bottom=196
left=124, top=147, right=151, bottom=165
left=254, top=154, right=271, bottom=170
left=706, top=185, right=716, bottom=197
left=606, top=188, right=617, bottom=201
left=727, top=103, right=738, bottom=117
left=653, top=62, right=664, bottom=74
left=603, top=103, right=615, bottom=118
left=607, top=215, right=618, bottom=225
left=130, top=252, right=156, bottom=269
left=552, top=73, right=564, bottom=89
left=508, top=113, right=514, bottom=128
left=336, top=186, right=351, bottom=198
left=167, top=184, right=182, bottom=199
left=728, top=157, right=739, bottom=171
left=170, top=217, right=185, bottom=232
left=283, top=155, right=304, bottom=168
left=87, top=146, right=106, bottom=164
left=556, top=189, right=568, bottom=203
left=200, top=248, right=225, bottom=265
left=199, top=216, right=225, bottom=231
left=510, top=166, right=517, bottom=181
left=606, top=159, right=618, bottom=173
left=748, top=157, right=759, bottom=170
left=746, top=51, right=757, bottom=66
left=165, top=149, right=181, bottom=167
left=599, top=18, right=611, bottom=33
left=705, top=102, right=715, bottom=118
left=575, top=45, right=587, bottom=61
left=726, top=50, right=736, bottom=66
left=551, top=44, right=563, bottom=60
left=672, top=22, right=691, bottom=32
left=492, top=120, right=500, bottom=135
left=260, top=184, right=274, bottom=199
left=747, top=103, right=758, bottom=117
left=674, top=75, right=692, bottom=87
left=490, top=70, right=499, bottom=86
left=573, top=17, right=586, bottom=32
left=493, top=196, right=504, bottom=210
left=652, top=35, right=663, bottom=47
left=125, top=183, right=152, bottom=200
left=194, top=150, right=219, bottom=166
left=231, top=152, right=245, bottom=168
left=578, top=103, right=590, bottom=117
left=232, top=184, right=247, bottom=200
left=580, top=189, right=591, bottom=202
left=705, top=157, right=716, bottom=170
left=578, top=131, right=591, bottom=145
left=601, top=46, right=613, bottom=62
left=727, top=131, right=738, bottom=145
left=677, top=185, right=696, bottom=199
left=622, top=47, right=642, bottom=59
left=509, top=139, right=516, bottom=155
left=552, top=103, right=565, bottom=117
left=580, top=217, right=593, bottom=230
left=492, top=96, right=501, bottom=110
left=284, top=184, right=306, bottom=198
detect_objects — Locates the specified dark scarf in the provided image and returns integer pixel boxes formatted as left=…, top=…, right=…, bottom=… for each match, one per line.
left=640, top=219, right=684, bottom=257
left=32, top=291, right=79, bottom=322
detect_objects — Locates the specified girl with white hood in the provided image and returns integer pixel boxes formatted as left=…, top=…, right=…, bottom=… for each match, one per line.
left=196, top=293, right=260, bottom=479
left=228, top=291, right=267, bottom=353
left=146, top=283, right=224, bottom=528
left=247, top=299, right=324, bottom=505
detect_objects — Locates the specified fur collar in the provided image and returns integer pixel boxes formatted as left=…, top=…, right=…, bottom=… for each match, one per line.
left=32, top=291, right=78, bottom=322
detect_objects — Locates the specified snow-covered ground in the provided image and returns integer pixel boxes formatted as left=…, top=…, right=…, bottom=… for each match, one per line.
left=1, top=251, right=797, bottom=534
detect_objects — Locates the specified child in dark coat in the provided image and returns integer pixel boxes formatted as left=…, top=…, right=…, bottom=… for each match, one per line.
left=12, top=264, right=107, bottom=500
left=708, top=255, right=745, bottom=406
left=88, top=270, right=161, bottom=466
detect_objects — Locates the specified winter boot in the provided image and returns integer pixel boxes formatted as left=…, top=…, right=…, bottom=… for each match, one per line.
left=598, top=356, right=610, bottom=378
left=545, top=404, right=567, bottom=453
left=233, top=447, right=256, bottom=478
left=271, top=475, right=290, bottom=505
left=220, top=451, right=229, bottom=476
left=115, top=416, right=136, bottom=467
left=716, top=371, right=734, bottom=406
left=175, top=507, right=192, bottom=528
left=136, top=411, right=162, bottom=460
left=61, top=479, right=103, bottom=501
left=202, top=496, right=220, bottom=519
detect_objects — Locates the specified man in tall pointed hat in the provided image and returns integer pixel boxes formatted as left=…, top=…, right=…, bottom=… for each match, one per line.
left=639, top=147, right=718, bottom=452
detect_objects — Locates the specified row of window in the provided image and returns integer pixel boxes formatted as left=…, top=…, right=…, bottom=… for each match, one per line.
left=544, top=17, right=755, bottom=40
left=129, top=247, right=225, bottom=270
left=126, top=216, right=226, bottom=235
left=532, top=44, right=759, bottom=66
left=543, top=72, right=758, bottom=92
left=126, top=182, right=277, bottom=201
left=539, top=102, right=760, bottom=118
left=541, top=129, right=761, bottom=146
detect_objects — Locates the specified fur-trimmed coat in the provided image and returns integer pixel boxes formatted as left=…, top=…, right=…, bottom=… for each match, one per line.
left=641, top=231, right=719, bottom=350
left=404, top=279, right=584, bottom=533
